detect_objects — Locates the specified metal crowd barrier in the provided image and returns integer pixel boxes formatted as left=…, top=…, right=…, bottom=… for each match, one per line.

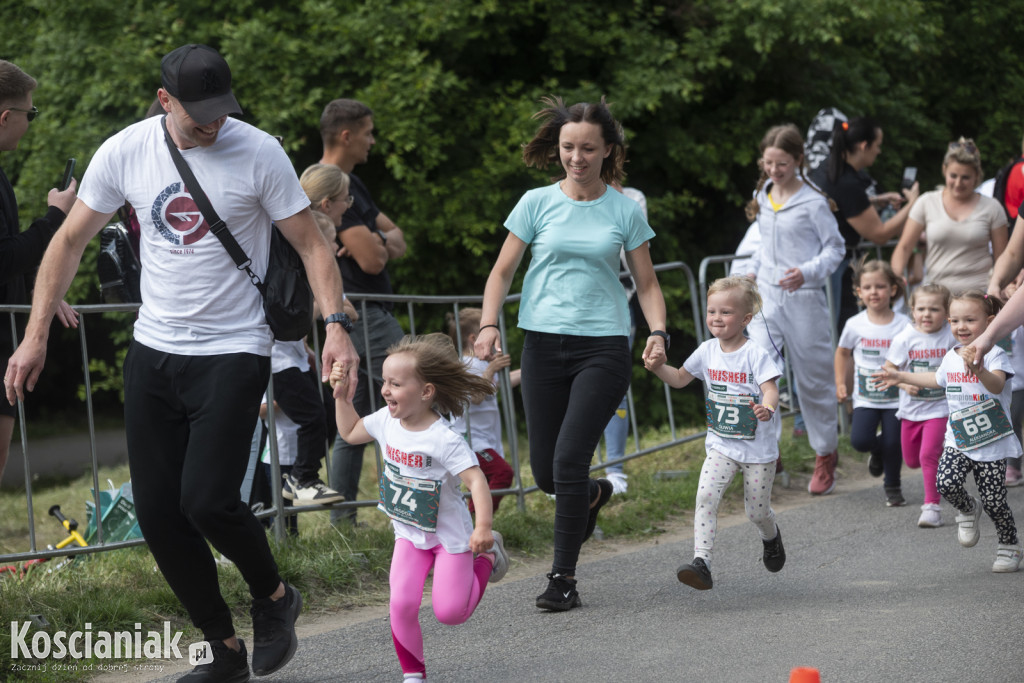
left=0, top=258, right=718, bottom=557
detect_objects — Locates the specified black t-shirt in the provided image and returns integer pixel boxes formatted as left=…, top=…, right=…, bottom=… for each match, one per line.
left=337, top=173, right=393, bottom=300
left=810, top=163, right=871, bottom=250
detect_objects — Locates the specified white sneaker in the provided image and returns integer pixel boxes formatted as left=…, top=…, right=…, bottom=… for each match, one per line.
left=954, top=497, right=982, bottom=547
left=487, top=531, right=510, bottom=583
left=992, top=543, right=1023, bottom=573
left=605, top=471, right=628, bottom=494
left=917, top=503, right=942, bottom=528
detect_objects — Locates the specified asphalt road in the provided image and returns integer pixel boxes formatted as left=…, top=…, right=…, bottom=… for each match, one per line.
left=112, top=466, right=1024, bottom=683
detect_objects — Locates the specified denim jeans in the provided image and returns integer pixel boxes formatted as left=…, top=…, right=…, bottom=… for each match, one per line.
left=520, top=331, right=631, bottom=574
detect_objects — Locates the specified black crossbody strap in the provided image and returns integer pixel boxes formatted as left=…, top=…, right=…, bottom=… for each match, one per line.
left=160, top=116, right=263, bottom=289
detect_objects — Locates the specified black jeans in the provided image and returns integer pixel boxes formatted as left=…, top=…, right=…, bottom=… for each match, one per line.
left=124, top=342, right=278, bottom=641
left=520, top=331, right=631, bottom=575
left=272, top=366, right=327, bottom=484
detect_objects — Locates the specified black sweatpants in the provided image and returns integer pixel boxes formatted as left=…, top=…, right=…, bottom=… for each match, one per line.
left=124, top=342, right=278, bottom=641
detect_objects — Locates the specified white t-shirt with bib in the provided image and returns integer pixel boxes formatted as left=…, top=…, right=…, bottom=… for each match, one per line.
left=885, top=324, right=956, bottom=421
left=363, top=408, right=478, bottom=554
left=838, top=310, right=911, bottom=409
left=79, top=116, right=310, bottom=357
left=683, top=338, right=782, bottom=463
left=935, top=346, right=1022, bottom=462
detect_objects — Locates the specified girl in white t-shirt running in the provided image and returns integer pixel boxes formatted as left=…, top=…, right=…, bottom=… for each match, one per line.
left=835, top=258, right=910, bottom=506
left=331, top=333, right=510, bottom=682
left=883, top=284, right=955, bottom=527
left=876, top=291, right=1023, bottom=573
left=646, top=277, right=783, bottom=590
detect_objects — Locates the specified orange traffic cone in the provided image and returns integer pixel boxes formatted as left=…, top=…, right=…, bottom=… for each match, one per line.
left=790, top=667, right=820, bottom=683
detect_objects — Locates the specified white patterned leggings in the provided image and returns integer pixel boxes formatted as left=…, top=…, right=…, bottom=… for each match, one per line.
left=937, top=447, right=1018, bottom=546
left=694, top=449, right=778, bottom=564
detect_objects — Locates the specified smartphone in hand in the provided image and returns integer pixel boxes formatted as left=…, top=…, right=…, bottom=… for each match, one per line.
left=900, top=166, right=917, bottom=191
left=60, top=158, right=76, bottom=191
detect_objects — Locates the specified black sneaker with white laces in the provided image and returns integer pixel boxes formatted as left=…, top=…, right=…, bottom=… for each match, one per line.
left=868, top=448, right=884, bottom=477
left=762, top=526, right=786, bottom=572
left=677, top=557, right=713, bottom=590
left=178, top=638, right=250, bottom=683
left=250, top=583, right=302, bottom=676
left=535, top=573, right=582, bottom=611
left=282, top=474, right=344, bottom=505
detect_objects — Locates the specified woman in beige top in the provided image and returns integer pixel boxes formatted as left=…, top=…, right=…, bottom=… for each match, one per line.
left=891, top=139, right=1008, bottom=295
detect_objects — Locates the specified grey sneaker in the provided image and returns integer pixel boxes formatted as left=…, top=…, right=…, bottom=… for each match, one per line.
left=677, top=557, right=713, bottom=590
left=487, top=531, right=510, bottom=583
left=282, top=474, right=344, bottom=505
left=885, top=487, right=906, bottom=507
left=955, top=497, right=982, bottom=548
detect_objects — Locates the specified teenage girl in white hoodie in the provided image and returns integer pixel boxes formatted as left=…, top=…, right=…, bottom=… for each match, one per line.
left=744, top=124, right=846, bottom=495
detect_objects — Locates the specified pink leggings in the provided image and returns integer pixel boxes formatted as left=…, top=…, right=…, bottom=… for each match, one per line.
left=389, top=538, right=492, bottom=677
left=901, top=417, right=945, bottom=505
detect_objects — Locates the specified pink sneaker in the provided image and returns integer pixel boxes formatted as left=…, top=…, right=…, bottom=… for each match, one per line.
left=1006, top=465, right=1023, bottom=488
left=808, top=451, right=838, bottom=495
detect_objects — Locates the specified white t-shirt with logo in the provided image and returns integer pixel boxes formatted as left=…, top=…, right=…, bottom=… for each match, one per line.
left=935, top=346, right=1022, bottom=462
left=79, top=116, right=311, bottom=357
left=682, top=338, right=782, bottom=464
left=363, top=408, right=478, bottom=553
left=838, top=310, right=911, bottom=409
left=885, top=323, right=955, bottom=421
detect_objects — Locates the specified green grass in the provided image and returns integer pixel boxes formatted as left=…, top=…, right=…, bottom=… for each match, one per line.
left=0, top=417, right=856, bottom=681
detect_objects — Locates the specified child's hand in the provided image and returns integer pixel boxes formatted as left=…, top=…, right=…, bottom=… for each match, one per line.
left=958, top=345, right=982, bottom=374
left=329, top=361, right=349, bottom=398
left=898, top=382, right=920, bottom=396
left=484, top=354, right=512, bottom=381
left=469, top=526, right=495, bottom=555
left=872, top=367, right=900, bottom=390
left=752, top=401, right=774, bottom=422
left=836, top=384, right=848, bottom=402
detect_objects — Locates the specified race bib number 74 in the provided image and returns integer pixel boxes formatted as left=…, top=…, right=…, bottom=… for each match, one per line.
left=378, top=462, right=442, bottom=532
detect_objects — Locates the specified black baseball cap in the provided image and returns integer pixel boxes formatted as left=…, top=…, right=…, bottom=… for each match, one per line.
left=161, top=44, right=242, bottom=125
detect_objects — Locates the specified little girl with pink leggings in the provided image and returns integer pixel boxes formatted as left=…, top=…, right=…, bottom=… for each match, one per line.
left=884, top=284, right=954, bottom=528
left=331, top=333, right=511, bottom=682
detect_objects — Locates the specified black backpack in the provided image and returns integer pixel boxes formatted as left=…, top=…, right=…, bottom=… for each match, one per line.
left=97, top=207, right=142, bottom=304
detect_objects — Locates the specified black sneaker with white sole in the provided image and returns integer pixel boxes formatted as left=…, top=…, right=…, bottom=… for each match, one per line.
left=535, top=573, right=581, bottom=611
left=762, top=526, right=785, bottom=572
left=282, top=474, right=345, bottom=505
left=178, top=638, right=250, bottom=682
left=677, top=557, right=713, bottom=590
left=250, top=583, right=302, bottom=676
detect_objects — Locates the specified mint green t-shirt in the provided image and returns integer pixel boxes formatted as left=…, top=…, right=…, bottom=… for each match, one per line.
left=505, top=183, right=655, bottom=336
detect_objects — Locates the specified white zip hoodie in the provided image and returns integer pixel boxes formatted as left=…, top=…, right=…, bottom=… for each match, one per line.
left=745, top=181, right=844, bottom=289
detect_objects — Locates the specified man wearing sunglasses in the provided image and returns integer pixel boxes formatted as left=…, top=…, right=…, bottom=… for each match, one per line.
left=0, top=59, right=76, bottom=484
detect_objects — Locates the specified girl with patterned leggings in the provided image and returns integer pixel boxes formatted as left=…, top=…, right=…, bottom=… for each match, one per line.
left=877, top=291, right=1022, bottom=573
left=331, top=334, right=511, bottom=682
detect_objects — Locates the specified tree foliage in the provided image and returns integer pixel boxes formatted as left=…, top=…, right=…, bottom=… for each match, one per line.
left=3, top=0, right=1024, bottom=422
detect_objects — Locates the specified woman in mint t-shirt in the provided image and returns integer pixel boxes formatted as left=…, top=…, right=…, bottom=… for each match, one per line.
left=475, top=96, right=668, bottom=612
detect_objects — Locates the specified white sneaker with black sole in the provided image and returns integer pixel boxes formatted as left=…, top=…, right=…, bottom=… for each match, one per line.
left=282, top=474, right=344, bottom=505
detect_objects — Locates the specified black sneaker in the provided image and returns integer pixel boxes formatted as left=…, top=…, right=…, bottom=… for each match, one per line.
left=762, top=526, right=786, bottom=573
left=250, top=583, right=302, bottom=676
left=868, top=448, right=883, bottom=477
left=178, top=638, right=250, bottom=682
left=535, top=573, right=581, bottom=611
left=885, top=487, right=906, bottom=507
left=582, top=478, right=614, bottom=543
left=282, top=474, right=345, bottom=505
left=677, top=557, right=713, bottom=590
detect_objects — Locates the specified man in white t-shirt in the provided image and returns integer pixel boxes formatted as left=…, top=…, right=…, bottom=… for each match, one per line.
left=4, top=44, right=359, bottom=681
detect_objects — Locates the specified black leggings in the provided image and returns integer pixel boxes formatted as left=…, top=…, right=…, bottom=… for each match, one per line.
left=124, top=342, right=278, bottom=641
left=850, top=407, right=902, bottom=489
left=272, top=366, right=327, bottom=484
left=520, top=332, right=631, bottom=575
